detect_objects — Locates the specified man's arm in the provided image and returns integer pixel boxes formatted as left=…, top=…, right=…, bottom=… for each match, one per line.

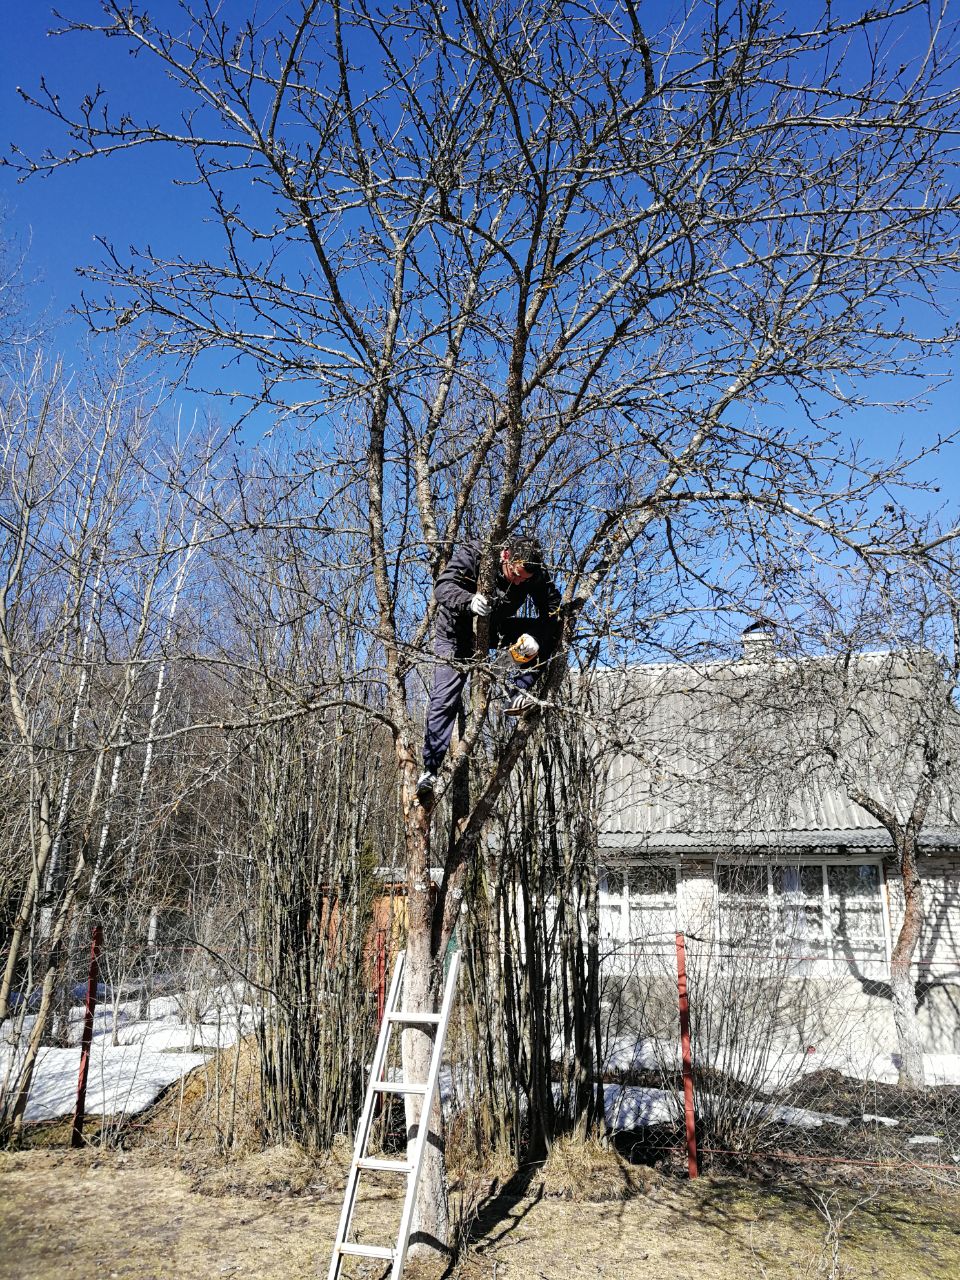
left=529, top=570, right=563, bottom=644
left=433, top=541, right=481, bottom=613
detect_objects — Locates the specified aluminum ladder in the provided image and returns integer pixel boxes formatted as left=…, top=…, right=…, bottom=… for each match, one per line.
left=327, top=947, right=460, bottom=1280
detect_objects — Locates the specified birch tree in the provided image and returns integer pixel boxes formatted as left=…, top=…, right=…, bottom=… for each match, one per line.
left=0, top=350, right=229, bottom=1139
left=0, top=352, right=156, bottom=1136
left=14, top=0, right=960, bottom=1255
left=0, top=351, right=146, bottom=1025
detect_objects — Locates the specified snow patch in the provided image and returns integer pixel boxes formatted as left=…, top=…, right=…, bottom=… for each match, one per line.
left=1, top=987, right=251, bottom=1122
left=0, top=1041, right=209, bottom=1122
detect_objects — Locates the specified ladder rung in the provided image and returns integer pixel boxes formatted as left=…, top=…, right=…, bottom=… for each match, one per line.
left=337, top=1243, right=395, bottom=1260
left=357, top=1156, right=414, bottom=1173
left=386, top=1010, right=442, bottom=1024
left=372, top=1080, right=428, bottom=1095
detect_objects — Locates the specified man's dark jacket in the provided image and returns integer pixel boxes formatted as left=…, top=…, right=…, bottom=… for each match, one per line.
left=433, top=540, right=561, bottom=658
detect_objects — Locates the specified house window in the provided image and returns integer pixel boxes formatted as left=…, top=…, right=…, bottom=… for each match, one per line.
left=776, top=864, right=829, bottom=962
left=827, top=864, right=887, bottom=969
left=628, top=864, right=678, bottom=945
left=717, top=861, right=888, bottom=974
left=599, top=864, right=678, bottom=964
left=717, top=864, right=770, bottom=953
left=599, top=868, right=625, bottom=936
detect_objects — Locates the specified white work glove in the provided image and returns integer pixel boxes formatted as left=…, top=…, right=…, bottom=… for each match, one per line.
left=469, top=592, right=491, bottom=616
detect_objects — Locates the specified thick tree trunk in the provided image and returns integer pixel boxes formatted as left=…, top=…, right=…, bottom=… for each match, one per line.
left=401, top=796, right=451, bottom=1261
left=402, top=919, right=450, bottom=1260
left=843, top=771, right=932, bottom=1091
left=890, top=833, right=926, bottom=1088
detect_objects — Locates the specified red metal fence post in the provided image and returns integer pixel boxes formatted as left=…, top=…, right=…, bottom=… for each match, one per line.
left=71, top=924, right=104, bottom=1149
left=676, top=930, right=699, bottom=1178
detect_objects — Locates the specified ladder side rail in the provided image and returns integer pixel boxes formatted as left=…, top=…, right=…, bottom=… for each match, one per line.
left=390, top=950, right=461, bottom=1280
left=327, top=949, right=406, bottom=1280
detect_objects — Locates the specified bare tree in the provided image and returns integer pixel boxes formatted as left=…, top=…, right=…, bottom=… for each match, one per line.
left=0, top=351, right=153, bottom=1136
left=14, top=0, right=960, bottom=1254
left=0, top=349, right=232, bottom=1140
left=801, top=566, right=960, bottom=1087
left=0, top=350, right=148, bottom=1026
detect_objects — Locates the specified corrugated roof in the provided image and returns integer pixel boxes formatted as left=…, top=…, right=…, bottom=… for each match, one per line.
left=587, top=651, right=960, bottom=852
left=600, top=828, right=960, bottom=854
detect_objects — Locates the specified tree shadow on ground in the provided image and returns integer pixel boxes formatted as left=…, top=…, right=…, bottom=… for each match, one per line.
left=446, top=1161, right=545, bottom=1272
left=689, top=1171, right=960, bottom=1260
left=611, top=1123, right=683, bottom=1168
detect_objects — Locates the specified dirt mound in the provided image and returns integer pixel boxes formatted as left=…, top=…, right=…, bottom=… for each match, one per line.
left=130, top=1036, right=264, bottom=1153
left=782, top=1068, right=960, bottom=1126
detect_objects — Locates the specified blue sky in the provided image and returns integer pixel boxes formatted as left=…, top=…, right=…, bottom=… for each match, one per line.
left=0, top=3, right=254, bottom=423
left=2, top=9, right=182, bottom=325
left=2, top=2, right=958, bottom=527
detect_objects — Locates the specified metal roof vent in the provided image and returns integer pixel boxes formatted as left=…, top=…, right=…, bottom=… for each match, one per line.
left=741, top=619, right=776, bottom=659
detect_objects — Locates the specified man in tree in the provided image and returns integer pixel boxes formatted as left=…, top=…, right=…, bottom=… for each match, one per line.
left=417, top=533, right=562, bottom=801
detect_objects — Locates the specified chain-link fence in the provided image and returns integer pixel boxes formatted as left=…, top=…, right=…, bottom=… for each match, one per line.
left=4, top=918, right=959, bottom=1189
left=0, top=921, right=398, bottom=1147
left=598, top=930, right=960, bottom=1184
left=0, top=930, right=248, bottom=1141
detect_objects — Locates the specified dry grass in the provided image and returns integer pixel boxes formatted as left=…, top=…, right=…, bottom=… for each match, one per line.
left=2, top=1148, right=960, bottom=1279
left=539, top=1134, right=658, bottom=1201
left=122, top=1040, right=355, bottom=1202
left=190, top=1142, right=322, bottom=1198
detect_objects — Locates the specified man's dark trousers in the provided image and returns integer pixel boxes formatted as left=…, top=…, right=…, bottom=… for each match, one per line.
left=422, top=617, right=555, bottom=775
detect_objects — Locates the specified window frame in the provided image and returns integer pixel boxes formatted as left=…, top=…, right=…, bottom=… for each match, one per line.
left=714, top=854, right=892, bottom=975
left=598, top=860, right=681, bottom=966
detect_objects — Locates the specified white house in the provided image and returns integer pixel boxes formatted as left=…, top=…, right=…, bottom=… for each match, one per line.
left=591, top=629, right=960, bottom=1061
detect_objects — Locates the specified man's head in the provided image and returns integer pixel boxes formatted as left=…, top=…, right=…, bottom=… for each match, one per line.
left=500, top=532, right=543, bottom=585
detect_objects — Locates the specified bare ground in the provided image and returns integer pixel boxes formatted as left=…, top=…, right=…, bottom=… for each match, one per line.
left=1, top=1147, right=960, bottom=1280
